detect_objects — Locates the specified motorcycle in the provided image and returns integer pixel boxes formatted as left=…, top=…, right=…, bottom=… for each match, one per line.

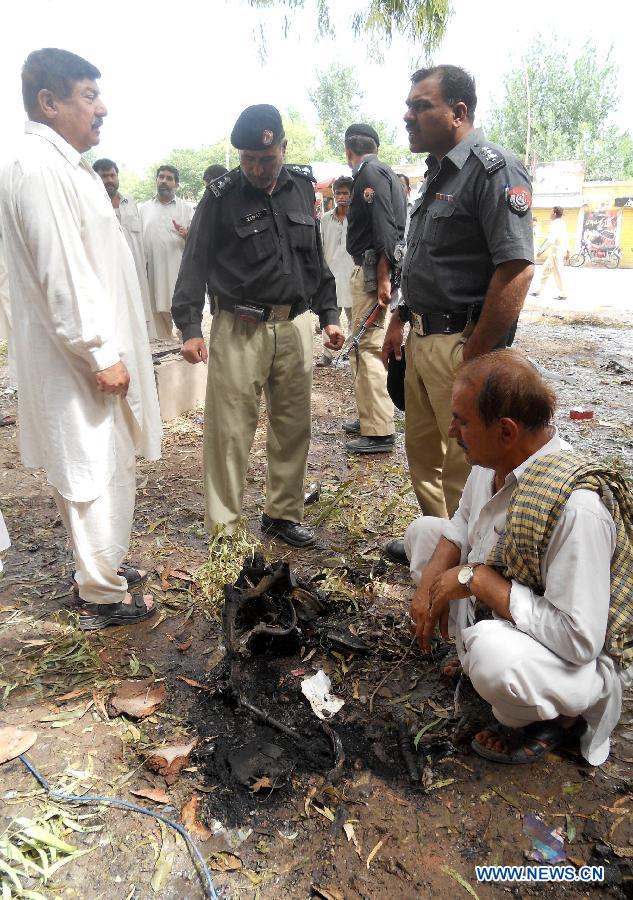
left=569, top=240, right=621, bottom=269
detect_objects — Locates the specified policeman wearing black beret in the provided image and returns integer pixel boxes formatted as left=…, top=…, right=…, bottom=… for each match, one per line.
left=172, top=104, right=344, bottom=547
left=343, top=122, right=406, bottom=454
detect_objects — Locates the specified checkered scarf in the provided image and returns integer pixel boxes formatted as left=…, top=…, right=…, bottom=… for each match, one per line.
left=487, top=452, right=633, bottom=669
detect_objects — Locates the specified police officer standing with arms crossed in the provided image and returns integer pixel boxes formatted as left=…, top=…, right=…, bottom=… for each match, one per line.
left=382, top=65, right=534, bottom=565
left=343, top=124, right=406, bottom=454
left=172, top=104, right=344, bottom=548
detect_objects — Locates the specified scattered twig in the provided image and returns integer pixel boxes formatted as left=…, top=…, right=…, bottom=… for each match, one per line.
left=369, top=638, right=415, bottom=713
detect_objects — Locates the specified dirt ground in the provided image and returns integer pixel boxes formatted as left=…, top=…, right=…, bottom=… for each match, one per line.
left=0, top=288, right=632, bottom=900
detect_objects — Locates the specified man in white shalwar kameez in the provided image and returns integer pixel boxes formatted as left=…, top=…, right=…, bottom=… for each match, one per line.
left=407, top=350, right=631, bottom=766
left=93, top=158, right=155, bottom=339
left=0, top=226, right=18, bottom=393
left=0, top=510, right=9, bottom=575
left=140, top=167, right=194, bottom=340
left=0, top=48, right=162, bottom=630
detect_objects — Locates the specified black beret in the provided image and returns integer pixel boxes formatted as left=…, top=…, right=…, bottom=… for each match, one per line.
left=344, top=123, right=380, bottom=147
left=231, top=104, right=284, bottom=150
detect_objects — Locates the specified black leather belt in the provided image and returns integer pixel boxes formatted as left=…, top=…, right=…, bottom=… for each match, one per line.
left=216, top=297, right=309, bottom=321
left=409, top=304, right=481, bottom=336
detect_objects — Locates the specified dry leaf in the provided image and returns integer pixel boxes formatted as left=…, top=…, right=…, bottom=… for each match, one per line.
left=312, top=804, right=335, bottom=823
left=129, top=787, right=169, bottom=804
left=0, top=725, right=37, bottom=765
left=180, top=794, right=212, bottom=840
left=56, top=688, right=90, bottom=703
left=343, top=821, right=361, bottom=857
left=144, top=740, right=197, bottom=784
left=170, top=568, right=194, bottom=582
left=208, top=851, right=242, bottom=872
left=177, top=675, right=209, bottom=690
left=311, top=886, right=344, bottom=900
left=161, top=565, right=194, bottom=590
left=366, top=838, right=385, bottom=869
left=108, top=678, right=166, bottom=720
left=441, top=865, right=480, bottom=899
left=250, top=775, right=273, bottom=793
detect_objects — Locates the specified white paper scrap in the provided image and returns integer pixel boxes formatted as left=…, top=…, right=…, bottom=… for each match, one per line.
left=301, top=669, right=345, bottom=720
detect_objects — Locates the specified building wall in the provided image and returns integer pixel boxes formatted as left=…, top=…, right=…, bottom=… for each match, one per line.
left=534, top=180, right=633, bottom=268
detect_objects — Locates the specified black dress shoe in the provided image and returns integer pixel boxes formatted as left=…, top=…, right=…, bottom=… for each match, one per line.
left=342, top=418, right=360, bottom=434
left=383, top=539, right=408, bottom=565
left=261, top=514, right=315, bottom=547
left=346, top=434, right=395, bottom=454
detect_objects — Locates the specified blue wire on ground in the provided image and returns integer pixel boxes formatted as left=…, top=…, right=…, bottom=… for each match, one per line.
left=19, top=754, right=218, bottom=900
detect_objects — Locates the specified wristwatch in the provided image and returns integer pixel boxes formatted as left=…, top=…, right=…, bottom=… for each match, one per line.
left=457, top=564, right=480, bottom=592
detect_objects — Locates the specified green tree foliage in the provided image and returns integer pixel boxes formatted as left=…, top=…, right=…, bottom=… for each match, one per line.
left=283, top=109, right=322, bottom=163
left=309, top=64, right=415, bottom=165
left=247, top=0, right=452, bottom=54
left=487, top=37, right=633, bottom=180
left=308, top=66, right=363, bottom=159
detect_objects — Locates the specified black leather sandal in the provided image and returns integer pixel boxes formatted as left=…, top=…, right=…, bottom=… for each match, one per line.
left=77, top=592, right=157, bottom=631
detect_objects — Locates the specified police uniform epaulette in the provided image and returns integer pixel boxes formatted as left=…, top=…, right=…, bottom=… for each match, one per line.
left=471, top=143, right=506, bottom=175
left=286, top=164, right=315, bottom=182
left=206, top=168, right=240, bottom=198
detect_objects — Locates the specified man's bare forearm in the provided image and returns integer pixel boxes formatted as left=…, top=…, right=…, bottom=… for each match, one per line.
left=464, top=260, right=533, bottom=359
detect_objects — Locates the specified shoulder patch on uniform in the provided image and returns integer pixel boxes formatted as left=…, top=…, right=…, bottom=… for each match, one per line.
left=471, top=144, right=506, bottom=175
left=505, top=184, right=532, bottom=216
left=363, top=187, right=375, bottom=204
left=286, top=164, right=315, bottom=182
left=207, top=168, right=239, bottom=198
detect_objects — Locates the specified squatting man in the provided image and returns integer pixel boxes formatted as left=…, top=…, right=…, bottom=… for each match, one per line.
left=407, top=350, right=632, bottom=766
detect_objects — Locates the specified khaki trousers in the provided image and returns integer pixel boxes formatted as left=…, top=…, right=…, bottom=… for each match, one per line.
left=404, top=329, right=471, bottom=518
left=203, top=309, right=313, bottom=533
left=349, top=267, right=393, bottom=436
left=535, top=252, right=566, bottom=297
left=52, top=400, right=136, bottom=604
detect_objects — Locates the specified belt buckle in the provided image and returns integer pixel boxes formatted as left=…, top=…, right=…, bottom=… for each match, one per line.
left=411, top=312, right=426, bottom=336
left=267, top=305, right=291, bottom=322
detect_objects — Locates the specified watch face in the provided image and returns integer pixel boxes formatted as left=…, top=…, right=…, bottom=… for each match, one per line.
left=458, top=566, right=472, bottom=585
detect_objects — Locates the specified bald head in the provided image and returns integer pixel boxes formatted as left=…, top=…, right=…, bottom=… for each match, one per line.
left=455, top=350, right=556, bottom=432
left=448, top=351, right=556, bottom=474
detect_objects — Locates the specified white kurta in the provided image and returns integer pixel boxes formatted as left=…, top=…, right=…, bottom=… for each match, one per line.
left=140, top=195, right=193, bottom=314
left=0, top=122, right=162, bottom=503
left=0, top=508, right=9, bottom=573
left=320, top=210, right=353, bottom=309
left=0, top=226, right=17, bottom=388
left=115, top=193, right=153, bottom=334
left=405, top=429, right=630, bottom=765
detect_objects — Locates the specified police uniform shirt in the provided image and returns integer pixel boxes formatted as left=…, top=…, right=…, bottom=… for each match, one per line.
left=401, top=129, right=534, bottom=315
left=346, top=155, right=406, bottom=263
left=172, top=165, right=338, bottom=341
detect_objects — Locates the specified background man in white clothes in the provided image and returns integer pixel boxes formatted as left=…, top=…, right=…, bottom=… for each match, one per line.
left=317, top=175, right=354, bottom=368
left=530, top=205, right=569, bottom=300
left=140, top=165, right=194, bottom=339
left=93, top=157, right=154, bottom=337
left=0, top=47, right=162, bottom=630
